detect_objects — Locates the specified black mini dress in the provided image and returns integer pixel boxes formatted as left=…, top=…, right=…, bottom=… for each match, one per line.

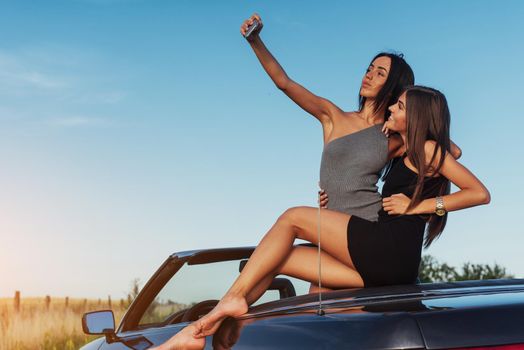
left=347, top=156, right=445, bottom=287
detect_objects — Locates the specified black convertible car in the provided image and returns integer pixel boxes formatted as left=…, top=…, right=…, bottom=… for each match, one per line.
left=81, top=246, right=524, bottom=349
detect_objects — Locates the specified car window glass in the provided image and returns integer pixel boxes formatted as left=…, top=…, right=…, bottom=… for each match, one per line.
left=139, top=259, right=309, bottom=326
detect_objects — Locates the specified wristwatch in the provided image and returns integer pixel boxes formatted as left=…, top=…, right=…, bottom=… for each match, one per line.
left=435, top=196, right=446, bottom=216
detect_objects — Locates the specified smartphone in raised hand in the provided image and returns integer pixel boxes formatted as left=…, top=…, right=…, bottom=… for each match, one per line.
left=244, top=19, right=260, bottom=39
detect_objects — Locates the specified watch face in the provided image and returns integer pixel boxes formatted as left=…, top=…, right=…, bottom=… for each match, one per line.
left=436, top=209, right=446, bottom=216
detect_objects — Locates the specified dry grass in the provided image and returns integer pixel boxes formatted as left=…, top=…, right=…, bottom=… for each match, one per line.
left=0, top=296, right=127, bottom=350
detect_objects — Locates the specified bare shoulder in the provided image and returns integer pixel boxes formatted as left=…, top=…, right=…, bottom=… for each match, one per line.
left=423, top=140, right=451, bottom=168
left=424, top=140, right=440, bottom=158
left=423, top=140, right=438, bottom=154
left=319, top=99, right=345, bottom=125
left=338, top=109, right=358, bottom=120
left=326, top=109, right=355, bottom=127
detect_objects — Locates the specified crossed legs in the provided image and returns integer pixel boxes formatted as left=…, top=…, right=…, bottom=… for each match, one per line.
left=154, top=206, right=364, bottom=350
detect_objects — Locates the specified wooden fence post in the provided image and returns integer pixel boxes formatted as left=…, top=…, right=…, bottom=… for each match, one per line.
left=14, top=291, right=20, bottom=313
left=45, top=295, right=51, bottom=310
left=65, top=296, right=69, bottom=309
left=108, top=295, right=112, bottom=309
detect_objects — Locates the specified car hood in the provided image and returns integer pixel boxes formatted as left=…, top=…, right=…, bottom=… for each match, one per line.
left=237, top=279, right=524, bottom=349
left=96, top=279, right=524, bottom=350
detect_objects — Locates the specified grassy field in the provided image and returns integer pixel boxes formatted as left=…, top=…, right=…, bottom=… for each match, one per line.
left=0, top=296, right=127, bottom=350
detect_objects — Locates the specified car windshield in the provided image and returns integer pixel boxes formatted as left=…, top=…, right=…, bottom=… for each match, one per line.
left=139, top=257, right=310, bottom=326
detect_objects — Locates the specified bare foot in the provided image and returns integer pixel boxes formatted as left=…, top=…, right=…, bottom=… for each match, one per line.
left=151, top=323, right=205, bottom=350
left=193, top=293, right=248, bottom=338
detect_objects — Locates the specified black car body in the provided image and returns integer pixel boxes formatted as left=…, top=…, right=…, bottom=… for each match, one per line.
left=81, top=246, right=524, bottom=349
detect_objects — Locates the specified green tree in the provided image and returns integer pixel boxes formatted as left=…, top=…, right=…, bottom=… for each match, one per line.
left=455, top=262, right=514, bottom=281
left=419, top=255, right=457, bottom=283
left=419, top=255, right=513, bottom=283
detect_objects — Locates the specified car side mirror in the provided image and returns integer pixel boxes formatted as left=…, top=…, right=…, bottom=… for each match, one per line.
left=82, top=310, right=116, bottom=338
left=82, top=310, right=154, bottom=348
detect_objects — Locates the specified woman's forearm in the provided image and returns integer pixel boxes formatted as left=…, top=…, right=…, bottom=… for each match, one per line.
left=249, top=36, right=290, bottom=89
left=412, top=187, right=490, bottom=215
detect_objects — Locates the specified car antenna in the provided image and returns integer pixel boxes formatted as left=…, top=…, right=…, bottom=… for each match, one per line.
left=317, top=186, right=325, bottom=316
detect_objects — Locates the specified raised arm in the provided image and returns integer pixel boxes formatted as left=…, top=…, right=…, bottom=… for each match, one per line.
left=386, top=134, right=463, bottom=160
left=241, top=14, right=342, bottom=127
left=410, top=141, right=489, bottom=214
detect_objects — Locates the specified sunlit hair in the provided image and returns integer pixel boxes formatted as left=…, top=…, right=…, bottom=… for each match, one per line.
left=358, top=52, right=415, bottom=121
left=404, top=85, right=452, bottom=248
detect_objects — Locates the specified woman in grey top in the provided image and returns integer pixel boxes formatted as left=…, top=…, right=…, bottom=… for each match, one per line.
left=243, top=14, right=460, bottom=217
left=241, top=13, right=460, bottom=296
left=240, top=13, right=417, bottom=297
left=151, top=15, right=467, bottom=350
left=242, top=13, right=416, bottom=220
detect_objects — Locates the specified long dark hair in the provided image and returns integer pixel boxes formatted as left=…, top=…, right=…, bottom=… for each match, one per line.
left=358, top=52, right=415, bottom=121
left=404, top=86, right=451, bottom=248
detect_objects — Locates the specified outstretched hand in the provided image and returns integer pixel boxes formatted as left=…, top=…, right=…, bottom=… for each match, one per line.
left=382, top=193, right=413, bottom=215
left=240, top=13, right=263, bottom=41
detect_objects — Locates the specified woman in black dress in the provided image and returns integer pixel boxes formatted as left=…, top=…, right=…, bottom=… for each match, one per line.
left=239, top=13, right=462, bottom=296
left=154, top=86, right=490, bottom=350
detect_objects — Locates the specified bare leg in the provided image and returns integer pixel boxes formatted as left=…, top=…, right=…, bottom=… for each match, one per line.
left=244, top=246, right=308, bottom=305
left=309, top=284, right=333, bottom=294
left=278, top=246, right=362, bottom=288
left=245, top=245, right=351, bottom=305
left=156, top=207, right=363, bottom=349
left=245, top=272, right=276, bottom=305
left=193, top=207, right=362, bottom=337
left=213, top=247, right=359, bottom=350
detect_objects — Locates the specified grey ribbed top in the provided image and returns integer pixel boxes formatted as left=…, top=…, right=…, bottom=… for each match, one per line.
left=319, top=124, right=388, bottom=221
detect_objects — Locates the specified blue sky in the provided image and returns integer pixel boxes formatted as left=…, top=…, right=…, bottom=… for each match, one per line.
left=0, top=0, right=523, bottom=299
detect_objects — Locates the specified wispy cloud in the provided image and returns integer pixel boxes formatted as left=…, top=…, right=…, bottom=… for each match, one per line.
left=45, top=115, right=112, bottom=127
left=0, top=52, right=67, bottom=90
left=0, top=48, right=127, bottom=104
left=0, top=47, right=129, bottom=128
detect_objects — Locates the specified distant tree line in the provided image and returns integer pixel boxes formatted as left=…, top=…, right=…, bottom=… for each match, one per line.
left=419, top=255, right=514, bottom=283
